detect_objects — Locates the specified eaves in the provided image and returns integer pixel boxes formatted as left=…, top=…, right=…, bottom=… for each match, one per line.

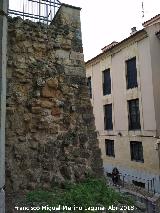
left=86, top=29, right=148, bottom=67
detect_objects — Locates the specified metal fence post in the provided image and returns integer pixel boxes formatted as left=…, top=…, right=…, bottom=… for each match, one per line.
left=147, top=180, right=149, bottom=193
left=123, top=176, right=125, bottom=187
left=0, top=0, right=8, bottom=212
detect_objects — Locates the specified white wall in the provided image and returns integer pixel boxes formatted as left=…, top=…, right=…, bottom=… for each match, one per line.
left=86, top=29, right=160, bottom=192
left=87, top=36, right=158, bottom=135
left=146, top=23, right=160, bottom=135
left=138, top=37, right=156, bottom=131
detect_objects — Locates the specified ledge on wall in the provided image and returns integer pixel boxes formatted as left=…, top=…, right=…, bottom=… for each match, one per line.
left=51, top=3, right=81, bottom=26
left=61, top=3, right=81, bottom=10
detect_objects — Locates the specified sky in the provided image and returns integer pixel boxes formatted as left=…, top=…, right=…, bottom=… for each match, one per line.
left=62, top=0, right=160, bottom=61
left=9, top=0, right=160, bottom=61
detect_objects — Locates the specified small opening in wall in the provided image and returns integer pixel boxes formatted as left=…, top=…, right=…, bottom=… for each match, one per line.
left=132, top=180, right=145, bottom=188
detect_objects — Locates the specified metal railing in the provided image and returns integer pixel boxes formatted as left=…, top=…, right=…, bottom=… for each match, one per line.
left=120, top=173, right=156, bottom=194
left=8, top=0, right=61, bottom=24
left=106, top=172, right=159, bottom=213
left=106, top=171, right=157, bottom=194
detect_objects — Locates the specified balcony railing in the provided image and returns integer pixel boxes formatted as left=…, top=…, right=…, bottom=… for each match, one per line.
left=8, top=0, right=61, bottom=24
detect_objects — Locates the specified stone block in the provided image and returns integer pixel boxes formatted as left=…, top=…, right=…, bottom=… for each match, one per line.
left=70, top=51, right=84, bottom=61
left=61, top=39, right=72, bottom=50
left=31, top=107, right=41, bottom=114
left=51, top=107, right=61, bottom=117
left=46, top=78, right=58, bottom=89
left=64, top=66, right=85, bottom=77
left=42, top=85, right=62, bottom=98
left=41, top=100, right=53, bottom=109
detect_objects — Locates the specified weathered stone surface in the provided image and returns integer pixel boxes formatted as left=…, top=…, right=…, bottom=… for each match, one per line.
left=46, top=78, right=59, bottom=89
left=51, top=107, right=61, bottom=117
left=42, top=85, right=62, bottom=98
left=6, top=4, right=103, bottom=208
left=40, top=100, right=54, bottom=109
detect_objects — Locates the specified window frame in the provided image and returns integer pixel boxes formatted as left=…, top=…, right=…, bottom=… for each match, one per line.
left=104, top=104, right=113, bottom=130
left=128, top=99, right=141, bottom=130
left=105, top=139, right=115, bottom=157
left=130, top=141, right=144, bottom=163
left=103, top=68, right=111, bottom=96
left=126, top=57, right=138, bottom=89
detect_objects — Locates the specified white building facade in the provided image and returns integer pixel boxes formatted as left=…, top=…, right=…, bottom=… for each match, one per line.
left=86, top=15, right=160, bottom=193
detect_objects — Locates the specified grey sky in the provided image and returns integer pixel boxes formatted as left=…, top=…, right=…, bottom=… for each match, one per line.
left=62, top=0, right=160, bottom=61
left=9, top=0, right=160, bottom=61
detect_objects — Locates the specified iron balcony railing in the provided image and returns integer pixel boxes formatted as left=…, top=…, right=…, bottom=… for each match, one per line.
left=8, top=0, right=61, bottom=24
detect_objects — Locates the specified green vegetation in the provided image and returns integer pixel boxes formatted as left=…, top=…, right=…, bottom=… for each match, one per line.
left=26, top=178, right=134, bottom=212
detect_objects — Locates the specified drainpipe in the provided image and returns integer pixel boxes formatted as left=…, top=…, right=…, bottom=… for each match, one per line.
left=0, top=0, right=8, bottom=212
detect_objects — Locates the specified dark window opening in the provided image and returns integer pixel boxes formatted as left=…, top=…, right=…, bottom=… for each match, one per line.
left=105, top=139, right=115, bottom=157
left=104, top=104, right=113, bottom=130
left=126, top=57, right=138, bottom=89
left=87, top=77, right=92, bottom=98
left=132, top=180, right=145, bottom=188
left=103, top=69, right=111, bottom=95
left=128, top=99, right=141, bottom=130
left=130, top=141, right=144, bottom=162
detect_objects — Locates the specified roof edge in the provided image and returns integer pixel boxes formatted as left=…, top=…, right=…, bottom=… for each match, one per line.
left=85, top=29, right=146, bottom=65
left=143, top=14, right=160, bottom=27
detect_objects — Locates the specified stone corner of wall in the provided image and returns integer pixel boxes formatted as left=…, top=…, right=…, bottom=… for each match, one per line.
left=51, top=3, right=81, bottom=27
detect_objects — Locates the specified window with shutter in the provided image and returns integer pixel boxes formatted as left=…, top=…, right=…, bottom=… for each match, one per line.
left=104, top=104, right=113, bottom=130
left=105, top=139, right=115, bottom=157
left=103, top=69, right=111, bottom=95
left=130, top=141, right=144, bottom=162
left=126, top=57, right=138, bottom=89
left=128, top=99, right=141, bottom=130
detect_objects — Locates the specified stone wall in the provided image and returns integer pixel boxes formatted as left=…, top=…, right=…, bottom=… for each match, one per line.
left=6, top=4, right=103, bottom=197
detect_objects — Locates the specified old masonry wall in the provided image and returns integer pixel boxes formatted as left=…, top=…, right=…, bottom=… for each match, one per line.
left=6, top=4, right=103, bottom=196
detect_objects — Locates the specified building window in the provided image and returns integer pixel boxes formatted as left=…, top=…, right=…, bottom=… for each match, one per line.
left=105, top=139, right=115, bottom=157
left=126, top=57, right=138, bottom=89
left=87, top=77, right=92, bottom=98
left=103, top=69, right=111, bottom=95
left=104, top=104, right=113, bottom=130
left=132, top=180, right=145, bottom=188
left=128, top=99, right=141, bottom=130
left=130, top=141, right=144, bottom=162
